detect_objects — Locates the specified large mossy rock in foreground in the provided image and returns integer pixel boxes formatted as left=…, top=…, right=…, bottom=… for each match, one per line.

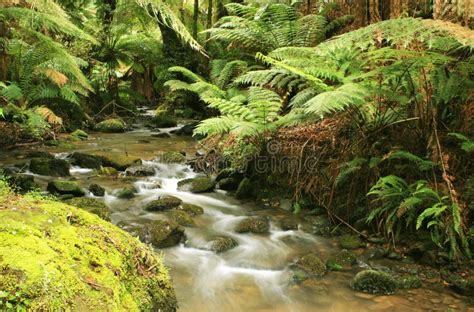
left=0, top=190, right=177, bottom=311
left=94, top=118, right=127, bottom=133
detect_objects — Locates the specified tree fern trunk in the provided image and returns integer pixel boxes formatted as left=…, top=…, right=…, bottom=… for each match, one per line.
left=193, top=0, right=199, bottom=38
left=0, top=21, right=8, bottom=82
left=206, top=0, right=213, bottom=40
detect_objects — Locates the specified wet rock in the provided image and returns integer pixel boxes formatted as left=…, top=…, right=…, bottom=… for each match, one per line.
left=70, top=129, right=88, bottom=141
left=235, top=178, right=254, bottom=199
left=179, top=203, right=204, bottom=216
left=115, top=187, right=135, bottom=199
left=70, top=152, right=102, bottom=169
left=151, top=132, right=171, bottom=138
left=279, top=218, right=299, bottom=231
left=98, top=166, right=118, bottom=176
left=7, top=174, right=39, bottom=193
left=295, top=253, right=326, bottom=277
left=168, top=210, right=194, bottom=226
left=235, top=217, right=269, bottom=234
left=125, top=165, right=155, bottom=177
left=89, top=184, right=105, bottom=197
left=26, top=151, right=53, bottom=158
left=215, top=168, right=243, bottom=182
left=47, top=180, right=85, bottom=197
left=302, top=215, right=331, bottom=236
left=334, top=249, right=357, bottom=268
left=326, top=259, right=343, bottom=271
left=177, top=177, right=215, bottom=193
left=217, top=178, right=240, bottom=191
left=29, top=157, right=70, bottom=176
left=144, top=195, right=182, bottom=211
left=98, top=154, right=142, bottom=171
left=151, top=115, right=177, bottom=128
left=139, top=220, right=185, bottom=248
left=352, top=270, right=397, bottom=295
left=395, top=275, right=422, bottom=289
left=94, top=118, right=127, bottom=133
left=339, top=235, right=365, bottom=250
left=446, top=275, right=474, bottom=297
left=65, top=197, right=111, bottom=221
left=291, top=269, right=310, bottom=284
left=367, top=236, right=386, bottom=244
left=209, top=236, right=238, bottom=253
left=160, top=151, right=186, bottom=163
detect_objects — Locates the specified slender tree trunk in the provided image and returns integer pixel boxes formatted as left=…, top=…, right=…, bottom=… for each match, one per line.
left=193, top=0, right=199, bottom=38
left=206, top=0, right=213, bottom=40
left=0, top=21, right=9, bottom=82
left=216, top=0, right=226, bottom=19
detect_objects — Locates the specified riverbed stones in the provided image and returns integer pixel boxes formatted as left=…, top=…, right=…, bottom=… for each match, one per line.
left=160, top=151, right=186, bottom=163
left=209, top=236, right=238, bottom=253
left=235, top=178, right=254, bottom=199
left=179, top=203, right=204, bottom=216
left=94, top=118, right=127, bottom=133
left=339, top=234, right=365, bottom=250
left=89, top=183, right=105, bottom=196
left=144, top=195, right=182, bottom=211
left=151, top=115, right=177, bottom=128
left=70, top=152, right=102, bottom=169
left=168, top=210, right=194, bottom=226
left=47, top=180, right=85, bottom=197
left=352, top=270, right=398, bottom=295
left=29, top=157, right=70, bottom=176
left=115, top=187, right=135, bottom=199
left=125, top=165, right=155, bottom=177
left=395, top=275, right=422, bottom=289
left=294, top=253, right=326, bottom=277
left=235, top=217, right=270, bottom=234
left=140, top=220, right=185, bottom=248
left=177, top=177, right=215, bottom=193
left=279, top=218, right=299, bottom=231
left=65, top=197, right=111, bottom=221
left=98, top=154, right=142, bottom=171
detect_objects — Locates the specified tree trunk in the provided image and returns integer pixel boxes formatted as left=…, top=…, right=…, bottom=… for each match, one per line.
left=206, top=0, right=213, bottom=40
left=193, top=0, right=199, bottom=38
left=0, top=21, right=9, bottom=82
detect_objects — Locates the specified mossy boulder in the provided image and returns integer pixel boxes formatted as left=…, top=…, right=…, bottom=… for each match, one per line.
left=209, top=236, right=238, bottom=253
left=168, top=210, right=194, bottom=226
left=89, top=184, right=105, bottom=197
left=352, top=270, right=398, bottom=295
left=217, top=178, right=240, bottom=191
left=125, top=165, right=155, bottom=177
left=98, top=166, right=118, bottom=176
left=7, top=174, right=39, bottom=193
left=280, top=218, right=299, bottom=231
left=235, top=217, right=269, bottom=234
left=70, top=152, right=102, bottom=169
left=0, top=191, right=177, bottom=311
left=144, top=196, right=182, bottom=211
left=29, top=157, right=70, bottom=176
left=47, top=180, right=85, bottom=197
left=94, top=118, right=127, bottom=133
left=339, top=235, right=365, bottom=250
left=137, top=220, right=185, bottom=248
left=446, top=275, right=474, bottom=297
left=151, top=115, right=177, bottom=128
left=235, top=178, right=254, bottom=199
left=115, top=188, right=135, bottom=199
left=70, top=129, right=88, bottom=141
left=215, top=168, right=243, bottom=182
left=64, top=197, right=111, bottom=221
left=179, top=203, right=204, bottom=216
left=295, top=253, right=326, bottom=277
left=177, top=177, right=215, bottom=193
left=160, top=152, right=186, bottom=164
left=97, top=154, right=142, bottom=171
left=329, top=249, right=357, bottom=270
left=395, top=275, right=422, bottom=289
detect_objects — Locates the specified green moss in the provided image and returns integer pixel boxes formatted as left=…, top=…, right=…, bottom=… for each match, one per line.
left=177, top=177, right=215, bottom=193
left=151, top=115, right=177, bottom=128
left=98, top=167, right=118, bottom=176
left=179, top=203, right=204, bottom=216
left=115, top=188, right=135, bottom=199
left=0, top=193, right=177, bottom=311
left=95, top=154, right=142, bottom=171
left=138, top=220, right=185, bottom=248
left=235, top=178, right=254, bottom=199
left=160, top=152, right=186, bottom=164
left=168, top=210, right=194, bottom=226
left=395, top=275, right=422, bottom=289
left=209, top=236, right=238, bottom=253
left=295, top=254, right=326, bottom=277
left=71, top=153, right=103, bottom=169
left=352, top=270, right=397, bottom=295
left=47, top=180, right=85, bottom=197
left=144, top=196, right=182, bottom=211
left=339, top=235, right=365, bottom=250
left=234, top=217, right=269, bottom=234
left=29, top=158, right=70, bottom=177
left=64, top=198, right=111, bottom=221
left=70, top=129, right=88, bottom=141
left=94, top=119, right=127, bottom=133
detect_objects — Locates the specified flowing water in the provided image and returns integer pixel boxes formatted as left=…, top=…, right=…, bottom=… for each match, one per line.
left=0, top=124, right=472, bottom=312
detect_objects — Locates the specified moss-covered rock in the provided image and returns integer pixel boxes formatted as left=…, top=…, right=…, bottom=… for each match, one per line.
left=98, top=166, right=118, bottom=176
left=333, top=249, right=357, bottom=269
left=151, top=115, right=177, bottom=128
left=395, top=275, right=422, bottom=289
left=235, top=178, right=254, bottom=199
left=89, top=184, right=105, bottom=197
left=7, top=174, right=39, bottom=193
left=160, top=152, right=186, bottom=164
left=94, top=118, right=127, bottom=133
left=446, top=275, right=474, bottom=297
left=125, top=165, right=155, bottom=177
left=137, top=220, right=185, bottom=248
left=209, top=236, right=238, bottom=253
left=70, top=152, right=102, bottom=169
left=279, top=218, right=299, bottom=231
left=168, top=210, right=194, bottom=226
left=0, top=189, right=177, bottom=311
left=235, top=217, right=269, bottom=234
left=115, top=188, right=135, bottom=199
left=177, top=177, right=215, bottom=193
left=97, top=154, right=142, bottom=171
left=339, top=235, right=365, bottom=250
left=47, top=180, right=85, bottom=197
left=295, top=253, right=326, bottom=277
left=352, top=270, right=397, bottom=295
left=64, top=197, right=111, bottom=221
left=217, top=178, right=240, bottom=191
left=144, top=196, right=182, bottom=211
left=29, top=157, right=70, bottom=176
left=179, top=203, right=204, bottom=216
left=70, top=129, right=88, bottom=141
